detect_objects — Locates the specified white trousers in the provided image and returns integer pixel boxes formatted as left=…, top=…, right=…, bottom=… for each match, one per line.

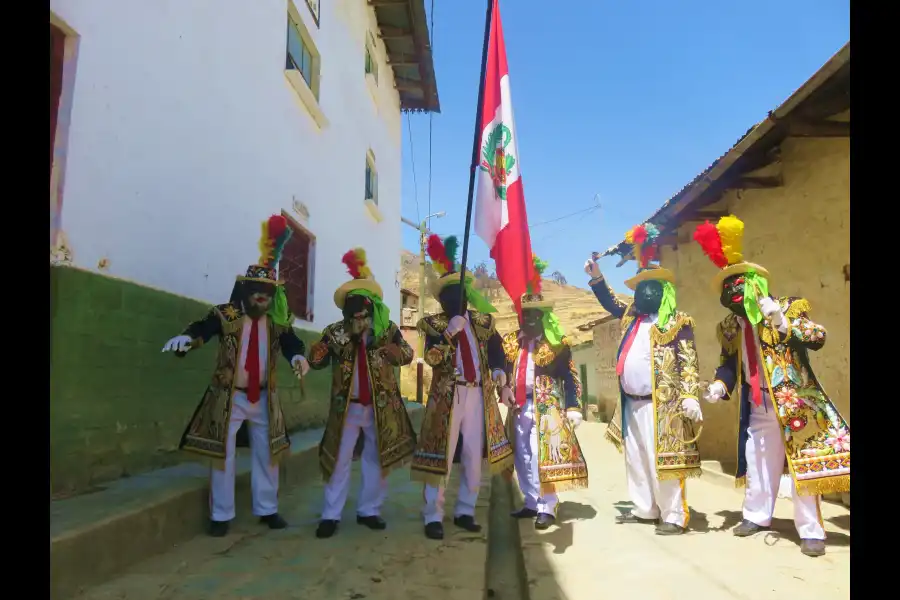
left=209, top=391, right=279, bottom=522
left=423, top=384, right=485, bottom=524
left=623, top=397, right=688, bottom=527
left=321, top=403, right=386, bottom=520
left=743, top=399, right=826, bottom=540
left=514, top=395, right=558, bottom=515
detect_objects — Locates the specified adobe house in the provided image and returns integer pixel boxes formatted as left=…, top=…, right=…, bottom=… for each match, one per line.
left=601, top=43, right=849, bottom=493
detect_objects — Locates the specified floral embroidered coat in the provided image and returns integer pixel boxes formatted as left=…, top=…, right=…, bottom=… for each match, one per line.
left=590, top=276, right=703, bottom=481
left=308, top=320, right=418, bottom=482
left=713, top=296, right=850, bottom=496
left=501, top=332, right=589, bottom=494
left=177, top=302, right=305, bottom=465
left=411, top=311, right=514, bottom=486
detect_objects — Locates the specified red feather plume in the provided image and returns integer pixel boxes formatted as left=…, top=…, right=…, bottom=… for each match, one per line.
left=342, top=249, right=363, bottom=279
left=632, top=224, right=648, bottom=247
left=641, top=245, right=657, bottom=267
left=426, top=234, right=453, bottom=273
left=267, top=215, right=287, bottom=241
left=693, top=221, right=728, bottom=268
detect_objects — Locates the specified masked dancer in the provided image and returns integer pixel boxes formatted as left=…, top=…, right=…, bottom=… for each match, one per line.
left=162, top=214, right=308, bottom=537
left=694, top=215, right=849, bottom=557
left=585, top=223, right=703, bottom=535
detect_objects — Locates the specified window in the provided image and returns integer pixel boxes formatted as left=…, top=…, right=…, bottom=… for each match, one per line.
left=286, top=15, right=316, bottom=95
left=365, top=151, right=378, bottom=205
left=278, top=214, right=316, bottom=322
left=364, top=33, right=378, bottom=83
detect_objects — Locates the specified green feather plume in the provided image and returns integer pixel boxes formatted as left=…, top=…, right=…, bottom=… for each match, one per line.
left=443, top=236, right=459, bottom=270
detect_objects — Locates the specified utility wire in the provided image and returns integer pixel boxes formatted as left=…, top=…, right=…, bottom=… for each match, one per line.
left=426, top=0, right=435, bottom=230
left=406, top=112, right=420, bottom=223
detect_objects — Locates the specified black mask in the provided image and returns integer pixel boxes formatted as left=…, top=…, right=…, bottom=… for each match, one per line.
left=721, top=274, right=747, bottom=316
left=343, top=293, right=374, bottom=338
left=633, top=280, right=663, bottom=315
left=520, top=308, right=544, bottom=340
left=240, top=281, right=275, bottom=319
left=438, top=282, right=467, bottom=317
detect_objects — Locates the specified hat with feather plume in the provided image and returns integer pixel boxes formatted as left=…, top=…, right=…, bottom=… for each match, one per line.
left=334, top=248, right=383, bottom=309
left=621, top=222, right=675, bottom=290
left=692, top=215, right=770, bottom=293
left=425, top=234, right=473, bottom=298
left=237, top=214, right=293, bottom=285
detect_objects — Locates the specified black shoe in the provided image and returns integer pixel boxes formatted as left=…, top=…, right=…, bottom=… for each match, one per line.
left=316, top=519, right=339, bottom=539
left=357, top=515, right=387, bottom=530
left=615, top=511, right=658, bottom=525
left=511, top=507, right=539, bottom=519
left=535, top=513, right=555, bottom=530
left=424, top=521, right=444, bottom=540
left=208, top=520, right=230, bottom=537
left=655, top=522, right=686, bottom=536
left=732, top=519, right=769, bottom=537
left=800, top=539, right=826, bottom=557
left=453, top=515, right=483, bottom=533
left=259, top=513, right=288, bottom=530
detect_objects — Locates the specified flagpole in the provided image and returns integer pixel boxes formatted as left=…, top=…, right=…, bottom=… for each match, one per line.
left=456, top=0, right=495, bottom=316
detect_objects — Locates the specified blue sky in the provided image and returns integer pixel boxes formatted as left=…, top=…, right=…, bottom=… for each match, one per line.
left=400, top=0, right=849, bottom=293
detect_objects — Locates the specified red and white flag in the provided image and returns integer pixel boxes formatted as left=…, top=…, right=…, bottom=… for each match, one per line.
left=473, top=0, right=536, bottom=316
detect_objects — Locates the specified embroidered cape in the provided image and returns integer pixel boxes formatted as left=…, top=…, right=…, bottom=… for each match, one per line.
left=502, top=332, right=589, bottom=494
left=589, top=277, right=702, bottom=481
left=177, top=302, right=305, bottom=466
left=411, top=311, right=514, bottom=486
left=714, top=296, right=850, bottom=496
left=308, top=320, right=418, bottom=481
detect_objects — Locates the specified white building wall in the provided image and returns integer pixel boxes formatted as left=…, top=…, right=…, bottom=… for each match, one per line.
left=50, top=0, right=404, bottom=328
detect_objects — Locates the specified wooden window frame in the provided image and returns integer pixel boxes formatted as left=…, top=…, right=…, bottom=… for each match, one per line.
left=364, top=32, right=378, bottom=84
left=278, top=211, right=316, bottom=323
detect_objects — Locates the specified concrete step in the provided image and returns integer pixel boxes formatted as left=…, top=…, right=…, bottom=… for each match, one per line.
left=50, top=402, right=425, bottom=599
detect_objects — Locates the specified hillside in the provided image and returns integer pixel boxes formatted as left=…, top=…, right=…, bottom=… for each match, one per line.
left=399, top=249, right=631, bottom=345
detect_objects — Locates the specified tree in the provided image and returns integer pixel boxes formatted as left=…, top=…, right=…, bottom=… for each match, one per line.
left=550, top=270, right=567, bottom=286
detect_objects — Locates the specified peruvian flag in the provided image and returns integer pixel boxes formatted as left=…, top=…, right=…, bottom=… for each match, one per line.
left=473, top=0, right=536, bottom=316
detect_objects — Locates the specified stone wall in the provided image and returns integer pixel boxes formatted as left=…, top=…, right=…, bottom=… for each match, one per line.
left=590, top=316, right=622, bottom=422
left=658, top=136, right=849, bottom=473
left=50, top=266, right=331, bottom=498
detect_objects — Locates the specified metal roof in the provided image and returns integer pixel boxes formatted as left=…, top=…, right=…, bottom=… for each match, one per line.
left=370, top=0, right=440, bottom=113
left=601, top=42, right=850, bottom=261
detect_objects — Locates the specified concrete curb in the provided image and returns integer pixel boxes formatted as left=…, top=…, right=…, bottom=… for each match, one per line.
left=50, top=403, right=425, bottom=600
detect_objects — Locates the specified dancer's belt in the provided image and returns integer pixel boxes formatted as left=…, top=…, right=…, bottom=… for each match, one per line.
left=628, top=393, right=653, bottom=401
left=455, top=379, right=481, bottom=387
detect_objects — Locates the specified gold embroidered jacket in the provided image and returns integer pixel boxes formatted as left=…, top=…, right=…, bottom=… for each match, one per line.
left=502, top=332, right=589, bottom=494
left=713, top=296, right=850, bottom=496
left=410, top=311, right=514, bottom=486
left=590, top=276, right=702, bottom=481
left=307, top=320, right=418, bottom=481
left=177, top=302, right=305, bottom=464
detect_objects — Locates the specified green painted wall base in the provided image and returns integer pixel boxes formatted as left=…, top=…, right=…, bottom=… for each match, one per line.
left=50, top=266, right=328, bottom=498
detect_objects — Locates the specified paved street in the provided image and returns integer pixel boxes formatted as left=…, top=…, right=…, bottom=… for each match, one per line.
left=74, top=420, right=849, bottom=600
left=519, top=422, right=851, bottom=600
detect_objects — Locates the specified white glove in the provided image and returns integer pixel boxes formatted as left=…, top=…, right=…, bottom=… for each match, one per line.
left=703, top=381, right=726, bottom=404
left=681, top=397, right=703, bottom=422
left=291, top=355, right=310, bottom=377
left=162, top=335, right=192, bottom=353
left=499, top=387, right=515, bottom=408
left=492, top=370, right=507, bottom=387
left=446, top=315, right=468, bottom=337
left=567, top=409, right=584, bottom=429
left=758, top=296, right=785, bottom=327
left=584, top=259, right=602, bottom=279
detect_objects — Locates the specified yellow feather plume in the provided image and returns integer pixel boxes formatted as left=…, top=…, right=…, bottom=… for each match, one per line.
left=355, top=248, right=373, bottom=279
left=716, top=215, right=744, bottom=265
left=258, top=220, right=273, bottom=265
left=624, top=228, right=635, bottom=244
left=432, top=261, right=447, bottom=276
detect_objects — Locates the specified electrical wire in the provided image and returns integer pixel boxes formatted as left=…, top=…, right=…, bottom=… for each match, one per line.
left=406, top=112, right=420, bottom=223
